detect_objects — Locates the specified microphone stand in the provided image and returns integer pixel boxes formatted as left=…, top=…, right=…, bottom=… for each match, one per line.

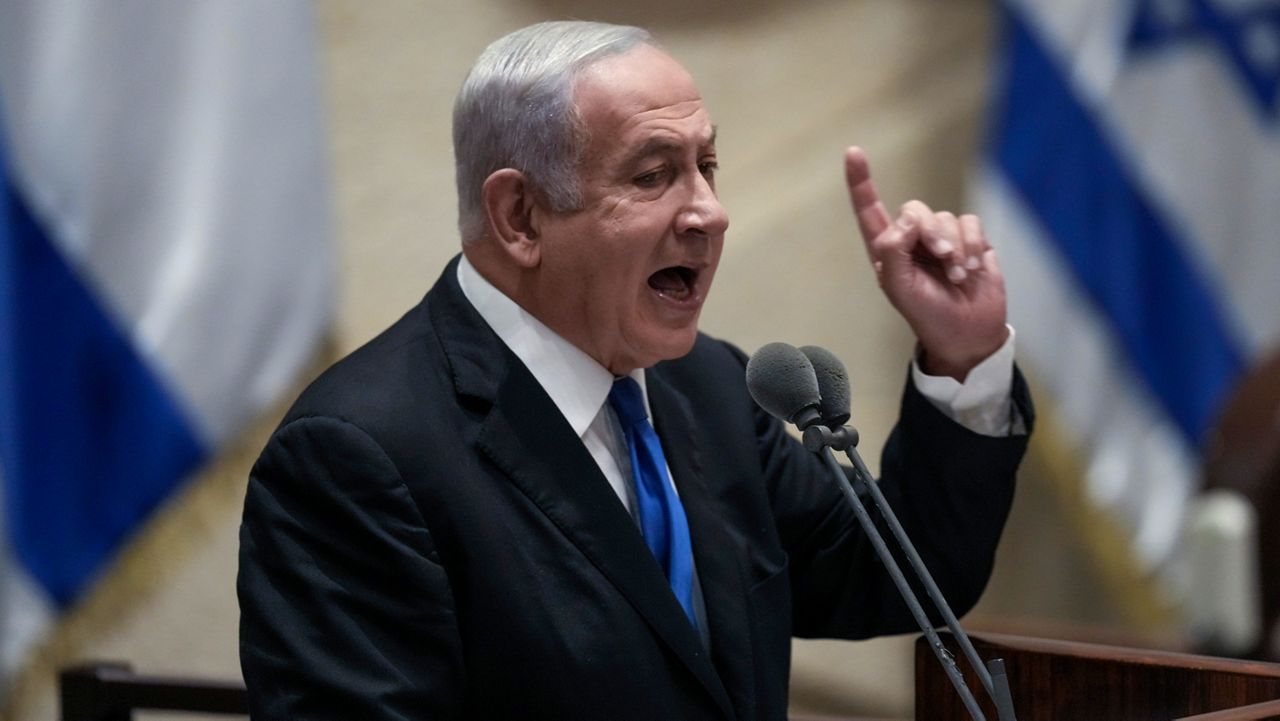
left=801, top=423, right=1018, bottom=721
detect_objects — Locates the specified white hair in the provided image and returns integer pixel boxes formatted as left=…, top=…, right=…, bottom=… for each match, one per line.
left=452, top=21, right=653, bottom=241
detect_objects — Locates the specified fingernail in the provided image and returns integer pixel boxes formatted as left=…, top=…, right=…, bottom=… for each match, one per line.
left=948, top=265, right=967, bottom=283
left=899, top=213, right=916, bottom=230
left=965, top=256, right=981, bottom=270
left=935, top=240, right=954, bottom=255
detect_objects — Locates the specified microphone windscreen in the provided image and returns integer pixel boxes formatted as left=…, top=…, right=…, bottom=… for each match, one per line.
left=799, top=345, right=852, bottom=426
left=745, top=342, right=820, bottom=424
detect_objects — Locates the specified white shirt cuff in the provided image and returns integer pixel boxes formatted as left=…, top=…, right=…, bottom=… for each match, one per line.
left=910, top=325, right=1023, bottom=437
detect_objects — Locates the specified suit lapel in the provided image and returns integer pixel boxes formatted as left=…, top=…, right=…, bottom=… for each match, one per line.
left=427, top=259, right=735, bottom=719
left=647, top=367, right=757, bottom=720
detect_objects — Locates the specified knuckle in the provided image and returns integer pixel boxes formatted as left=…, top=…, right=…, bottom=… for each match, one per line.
left=873, top=229, right=900, bottom=251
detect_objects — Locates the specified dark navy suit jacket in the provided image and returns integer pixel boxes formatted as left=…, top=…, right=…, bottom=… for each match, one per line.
left=238, top=256, right=1033, bottom=720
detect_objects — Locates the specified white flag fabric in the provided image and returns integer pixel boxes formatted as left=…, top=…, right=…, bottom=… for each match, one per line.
left=976, top=0, right=1280, bottom=585
left=0, top=0, right=332, bottom=693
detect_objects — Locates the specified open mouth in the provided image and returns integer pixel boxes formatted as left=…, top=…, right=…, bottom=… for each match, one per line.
left=647, top=266, right=700, bottom=303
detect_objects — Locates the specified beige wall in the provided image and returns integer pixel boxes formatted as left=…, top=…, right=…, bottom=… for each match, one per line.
left=3, top=2, right=1151, bottom=719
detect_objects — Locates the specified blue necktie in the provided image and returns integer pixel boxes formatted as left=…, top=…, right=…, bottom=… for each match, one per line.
left=608, top=377, right=697, bottom=628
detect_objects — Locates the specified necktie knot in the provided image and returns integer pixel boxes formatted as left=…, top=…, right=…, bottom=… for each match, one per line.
left=608, top=376, right=648, bottom=428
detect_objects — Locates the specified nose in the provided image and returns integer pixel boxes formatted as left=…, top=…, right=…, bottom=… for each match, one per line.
left=675, top=172, right=729, bottom=238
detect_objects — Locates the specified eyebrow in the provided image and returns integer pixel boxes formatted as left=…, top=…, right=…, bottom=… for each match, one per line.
left=622, top=126, right=718, bottom=168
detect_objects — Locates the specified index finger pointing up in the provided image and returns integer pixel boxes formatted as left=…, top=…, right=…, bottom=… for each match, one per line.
left=845, top=146, right=892, bottom=246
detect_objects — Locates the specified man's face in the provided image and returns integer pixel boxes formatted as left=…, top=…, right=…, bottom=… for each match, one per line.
left=532, top=45, right=728, bottom=374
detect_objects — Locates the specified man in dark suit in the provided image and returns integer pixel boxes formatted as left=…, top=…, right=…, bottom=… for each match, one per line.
left=238, top=21, right=1031, bottom=720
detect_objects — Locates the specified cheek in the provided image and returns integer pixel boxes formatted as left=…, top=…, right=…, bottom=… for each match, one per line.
left=599, top=194, right=628, bottom=216
left=594, top=209, right=661, bottom=280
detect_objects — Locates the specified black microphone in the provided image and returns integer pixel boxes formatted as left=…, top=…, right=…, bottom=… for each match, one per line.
left=745, top=343, right=1011, bottom=721
left=798, top=345, right=851, bottom=427
left=744, top=342, right=822, bottom=430
left=791, top=345, right=1017, bottom=720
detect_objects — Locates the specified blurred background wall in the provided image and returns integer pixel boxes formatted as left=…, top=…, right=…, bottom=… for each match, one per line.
left=5, top=0, right=1276, bottom=719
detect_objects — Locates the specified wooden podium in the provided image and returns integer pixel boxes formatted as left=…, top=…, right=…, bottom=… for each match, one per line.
left=915, top=632, right=1280, bottom=720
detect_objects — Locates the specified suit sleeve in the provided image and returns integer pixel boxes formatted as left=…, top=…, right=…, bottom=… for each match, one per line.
left=758, top=363, right=1034, bottom=639
left=238, top=415, right=464, bottom=720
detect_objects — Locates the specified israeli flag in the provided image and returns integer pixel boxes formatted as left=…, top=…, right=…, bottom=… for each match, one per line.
left=977, top=0, right=1280, bottom=596
left=0, top=0, right=332, bottom=691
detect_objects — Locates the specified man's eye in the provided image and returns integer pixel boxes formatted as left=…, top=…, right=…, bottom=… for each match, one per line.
left=698, top=160, right=719, bottom=177
left=634, top=168, right=666, bottom=187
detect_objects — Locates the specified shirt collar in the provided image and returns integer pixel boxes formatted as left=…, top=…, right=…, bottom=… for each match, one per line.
left=457, top=254, right=648, bottom=437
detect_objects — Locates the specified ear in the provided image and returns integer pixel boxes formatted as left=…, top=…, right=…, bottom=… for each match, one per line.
left=481, top=169, right=543, bottom=269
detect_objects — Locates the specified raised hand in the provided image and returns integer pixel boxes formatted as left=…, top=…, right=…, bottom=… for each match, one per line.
left=844, top=146, right=1009, bottom=381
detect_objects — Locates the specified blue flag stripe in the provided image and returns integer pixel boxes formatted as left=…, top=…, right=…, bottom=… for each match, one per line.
left=988, top=3, right=1246, bottom=444
left=0, top=120, right=207, bottom=606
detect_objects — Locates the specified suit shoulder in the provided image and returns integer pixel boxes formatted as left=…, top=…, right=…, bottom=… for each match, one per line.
left=282, top=297, right=444, bottom=429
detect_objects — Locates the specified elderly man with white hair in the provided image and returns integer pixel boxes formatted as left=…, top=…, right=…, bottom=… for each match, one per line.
left=239, top=20, right=1031, bottom=721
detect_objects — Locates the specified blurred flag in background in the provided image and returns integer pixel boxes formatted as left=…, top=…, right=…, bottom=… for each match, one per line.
left=0, top=0, right=332, bottom=696
left=977, top=0, right=1280, bottom=633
